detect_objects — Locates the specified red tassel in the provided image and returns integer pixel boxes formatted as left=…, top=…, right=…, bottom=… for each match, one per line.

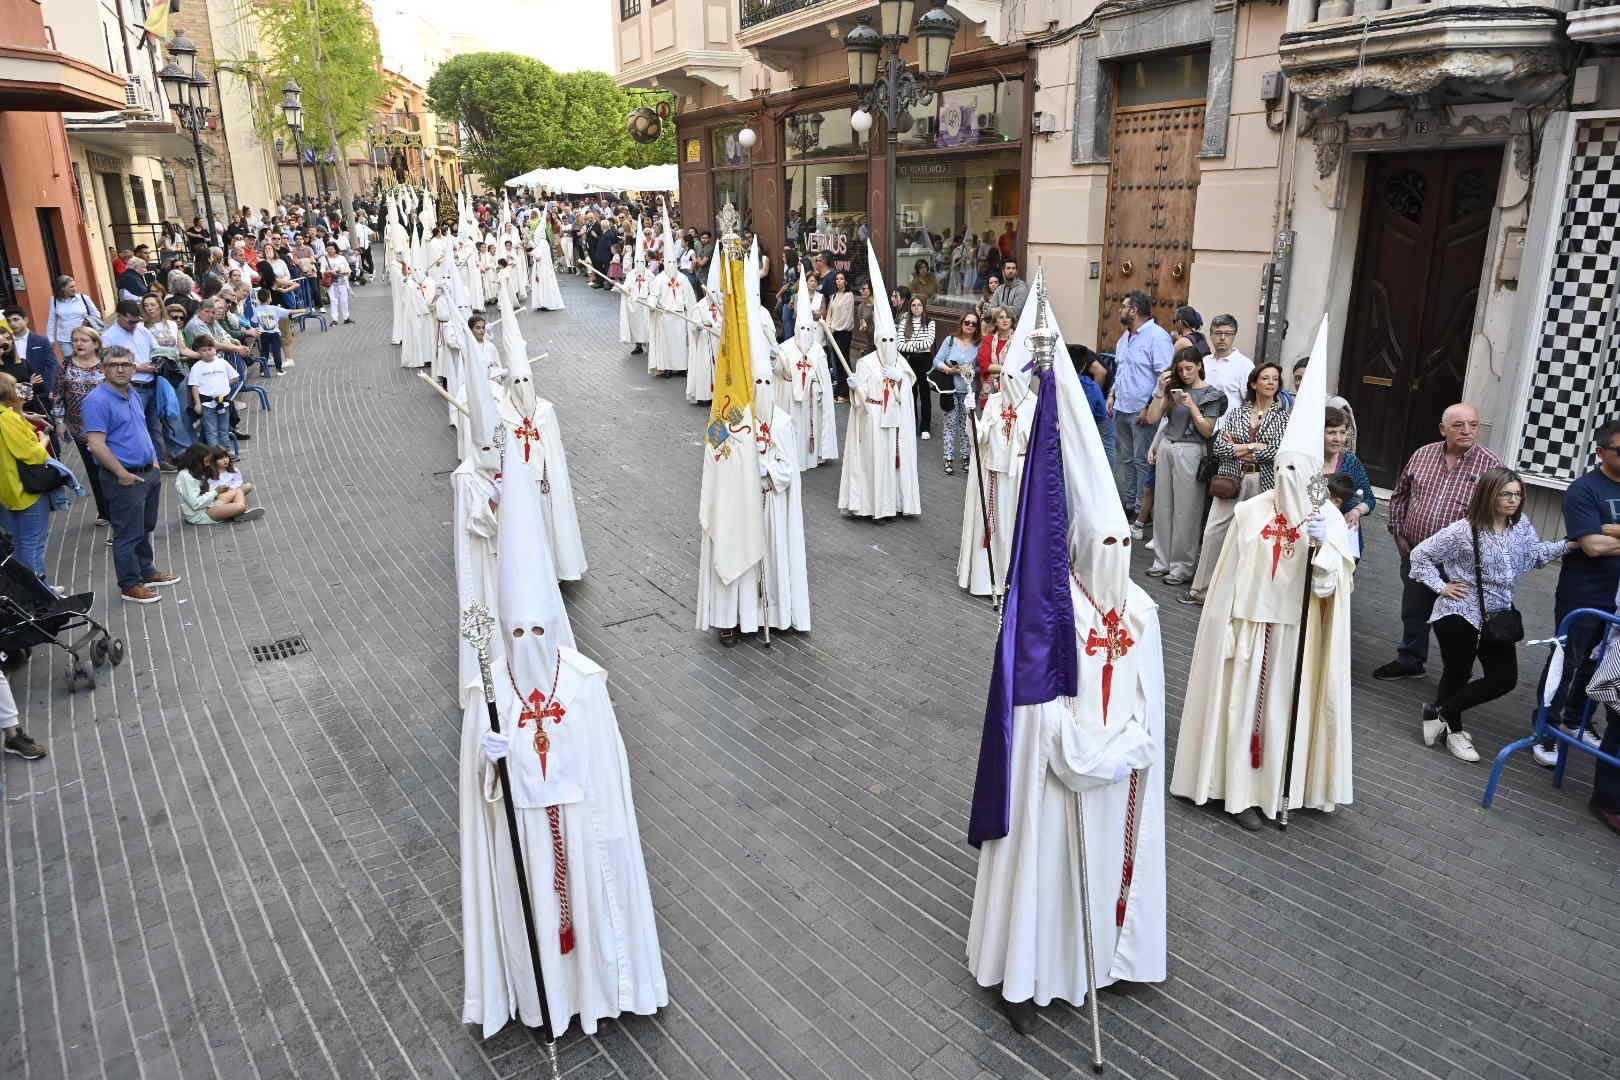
left=1250, top=732, right=1263, bottom=769
left=559, top=926, right=575, bottom=955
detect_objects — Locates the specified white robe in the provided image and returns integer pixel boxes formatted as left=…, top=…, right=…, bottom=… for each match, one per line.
left=619, top=267, right=651, bottom=347
left=647, top=273, right=693, bottom=374
left=968, top=581, right=1167, bottom=1006
left=389, top=256, right=407, bottom=345
left=497, top=394, right=588, bottom=582
left=958, top=383, right=1034, bottom=596
left=685, top=296, right=719, bottom=405
left=460, top=650, right=668, bottom=1039
left=432, top=283, right=466, bottom=429
left=696, top=404, right=810, bottom=632
left=837, top=352, right=921, bottom=520
left=1169, top=495, right=1356, bottom=817
left=775, top=337, right=839, bottom=469
left=530, top=240, right=565, bottom=311
left=400, top=274, right=435, bottom=369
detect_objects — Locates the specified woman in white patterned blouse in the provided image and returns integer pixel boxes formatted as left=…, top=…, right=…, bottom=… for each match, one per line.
left=1410, top=467, right=1573, bottom=761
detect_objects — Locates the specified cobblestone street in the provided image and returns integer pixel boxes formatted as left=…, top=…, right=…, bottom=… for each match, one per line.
left=3, top=272, right=1618, bottom=1080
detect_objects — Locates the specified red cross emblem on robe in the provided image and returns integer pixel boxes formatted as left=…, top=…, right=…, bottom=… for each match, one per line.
left=999, top=398, right=1019, bottom=440
left=796, top=355, right=813, bottom=391
left=511, top=416, right=541, bottom=462
left=1083, top=608, right=1135, bottom=722
left=1260, top=513, right=1300, bottom=578
left=515, top=687, right=567, bottom=777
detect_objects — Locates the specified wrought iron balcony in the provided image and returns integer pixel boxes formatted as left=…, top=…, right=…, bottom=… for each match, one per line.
left=740, top=0, right=825, bottom=30
left=1306, top=0, right=1571, bottom=22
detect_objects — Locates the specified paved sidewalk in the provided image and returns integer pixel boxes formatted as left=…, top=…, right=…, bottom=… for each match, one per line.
left=3, top=271, right=1616, bottom=1080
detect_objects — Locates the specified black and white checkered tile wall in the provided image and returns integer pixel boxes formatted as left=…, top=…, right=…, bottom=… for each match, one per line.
left=1522, top=119, right=1620, bottom=480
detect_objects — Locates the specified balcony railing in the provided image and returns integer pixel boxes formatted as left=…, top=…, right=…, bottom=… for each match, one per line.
left=1311, top=0, right=1571, bottom=18
left=740, top=0, right=825, bottom=30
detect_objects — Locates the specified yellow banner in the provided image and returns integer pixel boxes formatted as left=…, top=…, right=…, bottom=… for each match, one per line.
left=706, top=249, right=754, bottom=452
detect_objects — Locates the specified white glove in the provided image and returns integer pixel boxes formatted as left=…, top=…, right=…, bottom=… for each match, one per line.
left=1306, top=513, right=1327, bottom=544
left=846, top=377, right=860, bottom=394
left=883, top=365, right=902, bottom=382
left=480, top=731, right=510, bottom=763
left=1112, top=761, right=1136, bottom=785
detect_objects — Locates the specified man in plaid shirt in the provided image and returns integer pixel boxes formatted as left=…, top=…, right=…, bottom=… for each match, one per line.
left=1375, top=403, right=1502, bottom=679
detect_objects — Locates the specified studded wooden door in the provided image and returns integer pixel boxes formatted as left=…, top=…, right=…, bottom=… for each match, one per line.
left=1097, top=100, right=1204, bottom=351
left=1340, top=148, right=1501, bottom=485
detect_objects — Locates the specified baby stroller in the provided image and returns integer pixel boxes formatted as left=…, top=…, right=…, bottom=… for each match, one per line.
left=0, top=533, right=124, bottom=692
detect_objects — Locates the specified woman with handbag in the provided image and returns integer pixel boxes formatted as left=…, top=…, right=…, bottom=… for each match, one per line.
left=47, top=275, right=103, bottom=361
left=1143, top=347, right=1226, bottom=585
left=1183, top=362, right=1288, bottom=604
left=930, top=311, right=980, bottom=474
left=1409, top=468, right=1573, bottom=761
left=0, top=371, right=60, bottom=582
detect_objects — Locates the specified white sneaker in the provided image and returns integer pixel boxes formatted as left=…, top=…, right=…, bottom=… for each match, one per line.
left=1533, top=742, right=1560, bottom=768
left=1445, top=730, right=1480, bottom=763
left=1145, top=537, right=1156, bottom=551
left=1421, top=706, right=1446, bottom=747
left=1130, top=521, right=1145, bottom=541
left=921, top=431, right=931, bottom=440
left=283, top=358, right=296, bottom=369
left=1578, top=727, right=1603, bottom=749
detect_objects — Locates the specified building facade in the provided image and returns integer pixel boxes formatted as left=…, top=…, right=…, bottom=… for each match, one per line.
left=1, top=0, right=131, bottom=323
left=618, top=0, right=1619, bottom=524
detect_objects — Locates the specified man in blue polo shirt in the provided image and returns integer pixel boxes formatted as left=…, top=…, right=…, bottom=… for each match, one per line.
left=82, top=346, right=180, bottom=604
left=1535, top=418, right=1620, bottom=765
left=1109, top=290, right=1174, bottom=519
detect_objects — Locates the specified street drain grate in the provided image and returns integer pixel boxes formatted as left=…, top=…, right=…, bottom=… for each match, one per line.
left=250, top=636, right=310, bottom=663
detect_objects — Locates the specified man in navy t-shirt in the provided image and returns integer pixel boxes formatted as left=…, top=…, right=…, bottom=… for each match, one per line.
left=1536, top=418, right=1620, bottom=764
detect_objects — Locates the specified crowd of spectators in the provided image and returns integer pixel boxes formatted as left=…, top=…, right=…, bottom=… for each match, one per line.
left=0, top=194, right=374, bottom=764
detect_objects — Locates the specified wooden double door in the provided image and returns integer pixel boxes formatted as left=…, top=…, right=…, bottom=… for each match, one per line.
left=1341, top=148, right=1501, bottom=485
left=1096, top=100, right=1205, bottom=350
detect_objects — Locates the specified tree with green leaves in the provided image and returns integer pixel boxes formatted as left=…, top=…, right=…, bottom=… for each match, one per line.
left=428, top=53, right=675, bottom=188
left=255, top=0, right=386, bottom=205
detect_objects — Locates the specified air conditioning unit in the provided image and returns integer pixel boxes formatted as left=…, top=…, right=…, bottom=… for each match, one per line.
left=1032, top=110, right=1059, bottom=134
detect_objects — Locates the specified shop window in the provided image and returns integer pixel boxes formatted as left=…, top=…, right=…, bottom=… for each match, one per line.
left=892, top=149, right=1021, bottom=311
left=899, top=79, right=1023, bottom=151
left=784, top=107, right=866, bottom=160
left=36, top=209, right=65, bottom=286
left=712, top=125, right=751, bottom=168
left=713, top=171, right=751, bottom=232
left=1115, top=51, right=1209, bottom=108
left=784, top=161, right=869, bottom=279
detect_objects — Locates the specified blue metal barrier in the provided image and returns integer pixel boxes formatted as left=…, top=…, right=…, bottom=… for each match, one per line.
left=1482, top=607, right=1620, bottom=808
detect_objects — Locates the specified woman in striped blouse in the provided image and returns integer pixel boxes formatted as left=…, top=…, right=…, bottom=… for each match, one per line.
left=897, top=295, right=937, bottom=440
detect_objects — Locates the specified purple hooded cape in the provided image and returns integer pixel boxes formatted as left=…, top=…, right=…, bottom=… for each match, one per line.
left=967, top=370, right=1077, bottom=847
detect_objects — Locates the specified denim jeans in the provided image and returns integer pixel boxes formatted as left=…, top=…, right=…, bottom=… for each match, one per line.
left=1396, top=553, right=1437, bottom=667
left=199, top=404, right=234, bottom=453
left=1113, top=410, right=1155, bottom=514
left=780, top=302, right=796, bottom=341
left=0, top=498, right=51, bottom=582
left=104, top=466, right=161, bottom=589
left=1098, top=414, right=1117, bottom=472
left=259, top=332, right=283, bottom=375
left=1534, top=611, right=1610, bottom=743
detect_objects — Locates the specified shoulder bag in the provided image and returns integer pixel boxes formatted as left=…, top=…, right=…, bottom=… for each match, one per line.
left=18, top=459, right=68, bottom=495
left=1472, top=528, right=1524, bottom=644
left=79, top=295, right=104, bottom=331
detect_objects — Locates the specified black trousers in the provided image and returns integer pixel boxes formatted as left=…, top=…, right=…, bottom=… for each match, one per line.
left=1595, top=706, right=1620, bottom=813
left=832, top=330, right=854, bottom=397
left=1433, top=614, right=1518, bottom=731
left=903, top=350, right=932, bottom=434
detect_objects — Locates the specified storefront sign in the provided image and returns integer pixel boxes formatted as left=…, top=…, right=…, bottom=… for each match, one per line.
left=685, top=138, right=702, bottom=163
left=86, top=151, right=124, bottom=174
left=807, top=232, right=848, bottom=256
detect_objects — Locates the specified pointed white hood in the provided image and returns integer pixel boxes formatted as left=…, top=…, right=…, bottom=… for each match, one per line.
left=997, top=265, right=1049, bottom=398
left=1275, top=315, right=1331, bottom=522
left=496, top=290, right=536, bottom=416
left=865, top=241, right=898, bottom=367
left=496, top=447, right=576, bottom=679
left=1042, top=281, right=1133, bottom=612
left=633, top=219, right=646, bottom=267
left=706, top=230, right=724, bottom=299
left=792, top=271, right=818, bottom=353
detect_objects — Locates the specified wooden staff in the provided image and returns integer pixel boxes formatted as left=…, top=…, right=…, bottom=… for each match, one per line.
left=816, top=320, right=856, bottom=379
left=417, top=371, right=470, bottom=418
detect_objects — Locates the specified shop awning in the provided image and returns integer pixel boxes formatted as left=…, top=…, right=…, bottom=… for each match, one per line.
left=505, top=164, right=678, bottom=193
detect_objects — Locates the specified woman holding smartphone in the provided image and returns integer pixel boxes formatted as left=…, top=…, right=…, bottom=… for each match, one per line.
left=1142, top=347, right=1226, bottom=584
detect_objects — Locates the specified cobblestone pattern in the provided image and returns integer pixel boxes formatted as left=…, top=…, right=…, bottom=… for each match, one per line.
left=3, top=271, right=1617, bottom=1079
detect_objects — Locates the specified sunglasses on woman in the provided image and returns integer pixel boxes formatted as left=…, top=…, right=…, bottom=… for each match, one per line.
left=962, top=319, right=978, bottom=327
